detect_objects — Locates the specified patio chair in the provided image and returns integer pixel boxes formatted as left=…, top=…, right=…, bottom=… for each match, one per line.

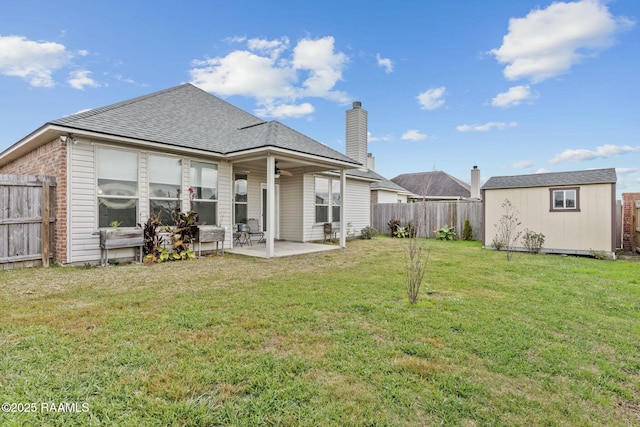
left=246, top=218, right=265, bottom=244
left=324, top=223, right=337, bottom=243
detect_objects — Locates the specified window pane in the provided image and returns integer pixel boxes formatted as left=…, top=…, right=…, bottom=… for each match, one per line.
left=316, top=206, right=328, bottom=223
left=193, top=201, right=217, bottom=225
left=149, top=155, right=182, bottom=197
left=190, top=162, right=218, bottom=200
left=565, top=190, right=576, bottom=208
left=554, top=191, right=564, bottom=208
left=97, top=148, right=138, bottom=196
left=315, top=177, right=329, bottom=205
left=235, top=204, right=247, bottom=225
left=150, top=199, right=179, bottom=226
left=235, top=174, right=248, bottom=202
left=98, top=198, right=137, bottom=228
left=332, top=205, right=340, bottom=222
left=331, top=180, right=341, bottom=205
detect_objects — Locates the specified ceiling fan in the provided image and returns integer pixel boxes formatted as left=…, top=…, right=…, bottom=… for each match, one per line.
left=275, top=160, right=293, bottom=177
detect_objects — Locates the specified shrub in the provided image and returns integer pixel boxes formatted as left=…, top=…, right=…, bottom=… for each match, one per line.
left=522, top=229, right=545, bottom=254
left=388, top=219, right=401, bottom=237
left=493, top=199, right=522, bottom=261
left=360, top=226, right=378, bottom=240
left=462, top=219, right=473, bottom=241
left=395, top=226, right=409, bottom=238
left=435, top=224, right=457, bottom=241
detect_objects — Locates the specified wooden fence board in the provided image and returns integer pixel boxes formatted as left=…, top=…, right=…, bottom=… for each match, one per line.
left=0, top=175, right=56, bottom=269
left=372, top=201, right=483, bottom=240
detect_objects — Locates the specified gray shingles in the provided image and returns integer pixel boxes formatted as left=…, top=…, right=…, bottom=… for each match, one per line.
left=482, top=168, right=617, bottom=189
left=49, top=84, right=359, bottom=165
left=391, top=171, right=470, bottom=198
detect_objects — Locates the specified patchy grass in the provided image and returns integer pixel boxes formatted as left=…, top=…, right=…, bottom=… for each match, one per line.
left=1, top=238, right=639, bottom=426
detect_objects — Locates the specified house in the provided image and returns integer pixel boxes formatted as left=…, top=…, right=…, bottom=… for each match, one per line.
left=391, top=166, right=481, bottom=201
left=0, top=84, right=378, bottom=263
left=482, top=168, right=617, bottom=258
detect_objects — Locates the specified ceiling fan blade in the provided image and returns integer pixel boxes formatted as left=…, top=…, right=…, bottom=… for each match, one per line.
left=279, top=169, right=293, bottom=176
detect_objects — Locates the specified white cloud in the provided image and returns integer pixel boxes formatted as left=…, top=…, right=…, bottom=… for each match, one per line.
left=510, top=160, right=533, bottom=169
left=368, top=131, right=393, bottom=142
left=549, top=144, right=640, bottom=164
left=68, top=70, right=99, bottom=90
left=456, top=121, right=517, bottom=132
left=417, top=87, right=445, bottom=110
left=0, top=35, right=70, bottom=87
left=616, top=167, right=639, bottom=174
left=254, top=102, right=314, bottom=118
left=492, top=85, right=535, bottom=107
left=190, top=36, right=349, bottom=118
left=401, top=130, right=428, bottom=141
left=490, top=0, right=634, bottom=82
left=535, top=168, right=551, bottom=174
left=376, top=53, right=393, bottom=73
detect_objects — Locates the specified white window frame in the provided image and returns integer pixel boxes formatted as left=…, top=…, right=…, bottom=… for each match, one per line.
left=96, top=146, right=139, bottom=228
left=189, top=161, right=219, bottom=225
left=315, top=176, right=341, bottom=224
left=148, top=154, right=182, bottom=225
left=550, top=187, right=580, bottom=212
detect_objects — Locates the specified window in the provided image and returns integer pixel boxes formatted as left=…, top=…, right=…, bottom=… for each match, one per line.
left=190, top=161, right=218, bottom=225
left=97, top=147, right=138, bottom=227
left=315, top=176, right=341, bottom=223
left=550, top=187, right=580, bottom=211
left=149, top=155, right=182, bottom=225
left=234, top=174, right=248, bottom=224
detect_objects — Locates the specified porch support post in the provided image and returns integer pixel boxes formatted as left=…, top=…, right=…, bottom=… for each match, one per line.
left=339, top=168, right=346, bottom=248
left=266, top=154, right=276, bottom=258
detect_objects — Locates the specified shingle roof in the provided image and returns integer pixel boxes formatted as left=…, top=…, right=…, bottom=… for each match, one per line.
left=482, top=168, right=617, bottom=190
left=49, top=83, right=359, bottom=165
left=369, top=170, right=415, bottom=195
left=391, top=171, right=470, bottom=198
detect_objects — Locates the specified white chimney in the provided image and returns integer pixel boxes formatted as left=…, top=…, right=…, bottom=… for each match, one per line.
left=346, top=101, right=368, bottom=171
left=367, top=153, right=375, bottom=171
left=470, top=166, right=480, bottom=199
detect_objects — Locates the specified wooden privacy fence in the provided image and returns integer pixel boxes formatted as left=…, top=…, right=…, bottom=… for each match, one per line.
left=0, top=175, right=56, bottom=269
left=372, top=201, right=483, bottom=240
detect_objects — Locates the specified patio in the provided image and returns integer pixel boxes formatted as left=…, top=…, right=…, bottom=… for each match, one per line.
left=226, top=240, right=340, bottom=258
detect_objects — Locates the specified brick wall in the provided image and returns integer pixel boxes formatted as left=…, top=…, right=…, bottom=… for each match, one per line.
left=0, top=139, right=68, bottom=263
left=622, top=193, right=640, bottom=251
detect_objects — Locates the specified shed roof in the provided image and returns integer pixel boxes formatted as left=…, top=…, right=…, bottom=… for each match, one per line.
left=391, top=171, right=470, bottom=198
left=482, top=168, right=617, bottom=190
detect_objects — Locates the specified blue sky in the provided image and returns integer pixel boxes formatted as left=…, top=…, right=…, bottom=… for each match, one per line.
left=1, top=0, right=638, bottom=196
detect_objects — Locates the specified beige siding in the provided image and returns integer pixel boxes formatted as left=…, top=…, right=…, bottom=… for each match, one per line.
left=376, top=189, right=403, bottom=204
left=69, top=140, right=100, bottom=263
left=344, top=179, right=371, bottom=236
left=279, top=174, right=303, bottom=241
left=484, top=184, right=614, bottom=254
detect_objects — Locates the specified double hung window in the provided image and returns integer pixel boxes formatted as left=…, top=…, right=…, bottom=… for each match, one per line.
left=149, top=155, right=182, bottom=225
left=190, top=161, right=218, bottom=225
left=97, top=147, right=138, bottom=227
left=315, top=177, right=341, bottom=223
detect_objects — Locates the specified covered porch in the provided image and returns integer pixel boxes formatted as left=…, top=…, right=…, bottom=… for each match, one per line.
left=227, top=139, right=358, bottom=258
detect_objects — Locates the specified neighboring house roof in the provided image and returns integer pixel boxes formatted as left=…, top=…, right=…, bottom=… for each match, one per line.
left=391, top=171, right=470, bottom=198
left=482, top=168, right=617, bottom=190
left=3, top=83, right=359, bottom=168
left=369, top=170, right=416, bottom=196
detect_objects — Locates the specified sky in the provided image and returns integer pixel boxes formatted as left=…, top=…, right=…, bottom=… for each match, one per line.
left=0, top=0, right=638, bottom=197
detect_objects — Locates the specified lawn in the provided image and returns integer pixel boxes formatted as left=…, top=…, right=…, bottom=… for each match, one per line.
left=1, top=238, right=639, bottom=426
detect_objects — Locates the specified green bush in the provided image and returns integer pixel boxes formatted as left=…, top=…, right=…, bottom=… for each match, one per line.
left=462, top=219, right=473, bottom=241
left=360, top=226, right=378, bottom=240
left=435, top=224, right=457, bottom=241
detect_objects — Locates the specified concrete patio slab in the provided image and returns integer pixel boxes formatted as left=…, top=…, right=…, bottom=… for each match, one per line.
left=226, top=241, right=340, bottom=258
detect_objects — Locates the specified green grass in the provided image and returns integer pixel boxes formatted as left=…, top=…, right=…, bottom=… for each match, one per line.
left=1, top=238, right=639, bottom=426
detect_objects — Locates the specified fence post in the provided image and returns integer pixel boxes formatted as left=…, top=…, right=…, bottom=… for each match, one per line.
left=41, top=181, right=50, bottom=267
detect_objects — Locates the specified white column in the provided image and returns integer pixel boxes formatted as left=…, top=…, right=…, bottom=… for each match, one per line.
left=339, top=169, right=346, bottom=248
left=266, top=155, right=275, bottom=258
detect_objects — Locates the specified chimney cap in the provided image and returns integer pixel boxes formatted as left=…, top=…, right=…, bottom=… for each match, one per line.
left=353, top=101, right=362, bottom=109
left=473, top=165, right=478, bottom=169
